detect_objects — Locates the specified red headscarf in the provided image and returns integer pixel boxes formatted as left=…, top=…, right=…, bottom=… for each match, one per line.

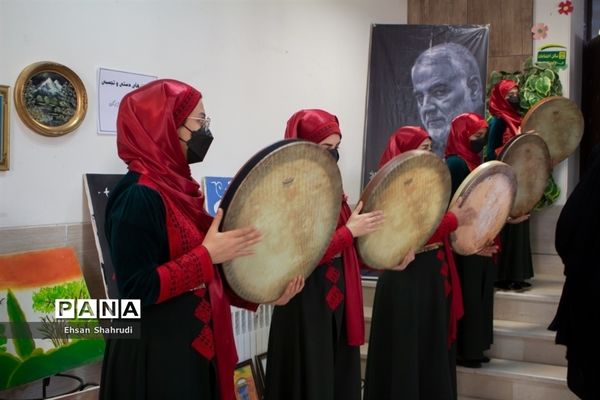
left=488, top=80, right=522, bottom=150
left=118, top=79, right=236, bottom=400
left=284, top=109, right=365, bottom=346
left=284, top=108, right=341, bottom=141
left=117, top=79, right=213, bottom=231
left=445, top=113, right=488, bottom=171
left=378, top=126, right=430, bottom=167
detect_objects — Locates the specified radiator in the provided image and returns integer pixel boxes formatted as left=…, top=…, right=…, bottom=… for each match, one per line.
left=231, top=304, right=274, bottom=361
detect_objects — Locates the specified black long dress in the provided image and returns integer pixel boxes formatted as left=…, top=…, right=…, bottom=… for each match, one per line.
left=486, top=117, right=534, bottom=285
left=363, top=249, right=456, bottom=400
left=453, top=254, right=495, bottom=360
left=100, top=172, right=218, bottom=400
left=447, top=155, right=495, bottom=362
left=496, top=220, right=534, bottom=283
left=264, top=257, right=361, bottom=400
left=549, top=145, right=600, bottom=399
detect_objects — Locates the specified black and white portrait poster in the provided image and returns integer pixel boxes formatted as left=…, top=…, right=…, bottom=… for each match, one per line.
left=362, top=24, right=489, bottom=187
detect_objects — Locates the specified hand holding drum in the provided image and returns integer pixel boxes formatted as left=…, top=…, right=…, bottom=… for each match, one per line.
left=345, top=201, right=385, bottom=238
left=203, top=208, right=263, bottom=264
left=452, top=197, right=477, bottom=227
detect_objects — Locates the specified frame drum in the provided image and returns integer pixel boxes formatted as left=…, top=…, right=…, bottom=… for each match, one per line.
left=449, top=161, right=517, bottom=255
left=499, top=133, right=551, bottom=218
left=357, top=150, right=451, bottom=269
left=521, top=96, right=584, bottom=166
left=220, top=140, right=342, bottom=303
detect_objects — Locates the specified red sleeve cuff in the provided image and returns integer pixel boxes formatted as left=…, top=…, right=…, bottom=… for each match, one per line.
left=338, top=225, right=355, bottom=243
left=156, top=245, right=215, bottom=303
left=319, top=226, right=355, bottom=265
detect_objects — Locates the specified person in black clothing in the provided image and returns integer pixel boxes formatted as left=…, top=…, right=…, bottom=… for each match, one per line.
left=550, top=145, right=600, bottom=399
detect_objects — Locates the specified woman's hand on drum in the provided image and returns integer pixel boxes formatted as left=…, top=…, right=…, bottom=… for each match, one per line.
left=202, top=208, right=262, bottom=264
left=454, top=205, right=477, bottom=227
left=390, top=250, right=415, bottom=271
left=346, top=201, right=385, bottom=238
left=270, top=276, right=305, bottom=306
left=507, top=214, right=530, bottom=224
left=477, top=243, right=499, bottom=257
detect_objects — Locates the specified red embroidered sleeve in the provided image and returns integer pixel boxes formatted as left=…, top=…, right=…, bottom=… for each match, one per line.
left=156, top=245, right=215, bottom=303
left=427, top=212, right=458, bottom=244
left=318, top=226, right=354, bottom=265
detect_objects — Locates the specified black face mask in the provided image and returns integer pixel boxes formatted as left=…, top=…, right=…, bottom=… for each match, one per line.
left=181, top=126, right=214, bottom=164
left=469, top=136, right=486, bottom=154
left=328, top=148, right=339, bottom=162
left=507, top=95, right=520, bottom=110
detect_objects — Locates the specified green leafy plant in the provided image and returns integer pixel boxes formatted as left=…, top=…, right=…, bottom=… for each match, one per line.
left=31, top=280, right=92, bottom=347
left=518, top=58, right=563, bottom=110
left=0, top=323, right=7, bottom=353
left=38, top=316, right=69, bottom=347
left=487, top=57, right=563, bottom=115
left=7, top=290, right=35, bottom=359
left=534, top=176, right=561, bottom=211
left=0, top=284, right=105, bottom=391
left=32, top=280, right=89, bottom=314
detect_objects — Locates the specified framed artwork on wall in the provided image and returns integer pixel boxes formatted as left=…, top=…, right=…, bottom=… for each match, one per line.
left=254, top=352, right=267, bottom=393
left=0, top=85, right=9, bottom=171
left=233, top=359, right=261, bottom=400
left=14, top=61, right=87, bottom=137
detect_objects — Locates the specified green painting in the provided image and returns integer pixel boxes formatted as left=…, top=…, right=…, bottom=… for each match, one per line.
left=0, top=247, right=104, bottom=390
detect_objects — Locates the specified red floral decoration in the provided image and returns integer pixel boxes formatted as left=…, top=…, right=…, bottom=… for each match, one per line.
left=558, top=1, right=574, bottom=15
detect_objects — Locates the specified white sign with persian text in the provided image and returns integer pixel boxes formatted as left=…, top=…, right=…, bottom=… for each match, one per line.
left=97, top=68, right=157, bottom=134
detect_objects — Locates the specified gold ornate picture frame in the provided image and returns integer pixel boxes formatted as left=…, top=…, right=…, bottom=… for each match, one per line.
left=14, top=62, right=87, bottom=137
left=0, top=85, right=9, bottom=170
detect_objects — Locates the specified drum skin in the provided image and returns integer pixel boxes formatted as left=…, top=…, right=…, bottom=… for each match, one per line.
left=499, top=133, right=551, bottom=218
left=220, top=140, right=343, bottom=303
left=521, top=96, right=584, bottom=166
left=448, top=161, right=517, bottom=256
left=357, top=150, right=451, bottom=270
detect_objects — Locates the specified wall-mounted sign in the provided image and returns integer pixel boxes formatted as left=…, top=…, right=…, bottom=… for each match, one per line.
left=536, top=44, right=567, bottom=68
left=97, top=68, right=156, bottom=135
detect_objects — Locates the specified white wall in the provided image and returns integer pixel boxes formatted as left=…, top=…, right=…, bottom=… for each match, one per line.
left=0, top=0, right=406, bottom=228
left=533, top=0, right=585, bottom=204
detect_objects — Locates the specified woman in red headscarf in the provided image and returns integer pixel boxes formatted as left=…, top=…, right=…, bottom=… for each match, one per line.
left=446, top=112, right=489, bottom=191
left=486, top=79, right=522, bottom=158
left=100, top=79, right=302, bottom=400
left=445, top=113, right=499, bottom=369
left=486, top=80, right=534, bottom=291
left=264, top=109, right=388, bottom=400
left=363, top=126, right=472, bottom=400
